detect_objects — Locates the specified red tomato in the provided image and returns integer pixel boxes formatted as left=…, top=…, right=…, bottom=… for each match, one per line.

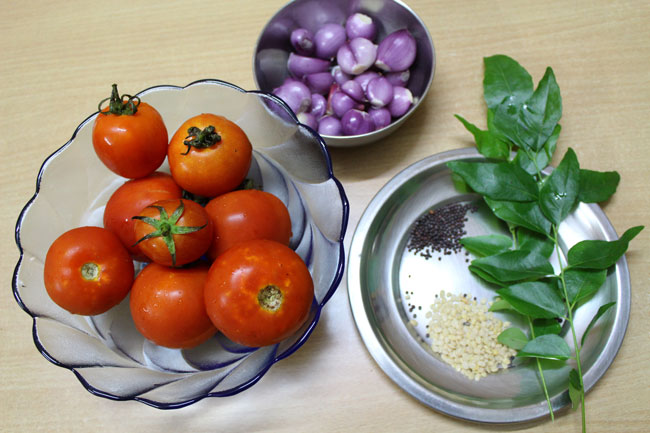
left=204, top=189, right=292, bottom=260
left=204, top=239, right=314, bottom=347
left=92, top=84, right=168, bottom=179
left=132, top=198, right=213, bottom=267
left=43, top=226, right=135, bottom=315
left=130, top=262, right=216, bottom=349
left=167, top=113, right=252, bottom=197
left=103, top=172, right=183, bottom=260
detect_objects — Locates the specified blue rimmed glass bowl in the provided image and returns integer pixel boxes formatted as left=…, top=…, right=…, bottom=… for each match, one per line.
left=13, top=79, right=349, bottom=408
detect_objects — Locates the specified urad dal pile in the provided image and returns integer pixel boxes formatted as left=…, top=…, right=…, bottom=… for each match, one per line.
left=426, top=290, right=516, bottom=380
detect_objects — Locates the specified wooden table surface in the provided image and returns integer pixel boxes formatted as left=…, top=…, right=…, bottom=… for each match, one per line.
left=1, top=1, right=648, bottom=432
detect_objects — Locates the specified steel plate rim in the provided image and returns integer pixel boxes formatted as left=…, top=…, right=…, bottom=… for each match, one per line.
left=347, top=147, right=631, bottom=424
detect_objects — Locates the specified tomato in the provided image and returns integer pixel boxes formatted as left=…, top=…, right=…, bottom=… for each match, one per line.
left=130, top=262, right=216, bottom=349
left=103, top=172, right=183, bottom=260
left=92, top=84, right=168, bottom=179
left=43, top=226, right=134, bottom=315
left=204, top=189, right=292, bottom=260
left=167, top=113, right=252, bottom=197
left=132, top=198, right=213, bottom=267
left=204, top=239, right=314, bottom=347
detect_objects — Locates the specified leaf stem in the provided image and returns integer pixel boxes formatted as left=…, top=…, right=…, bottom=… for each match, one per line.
left=527, top=316, right=555, bottom=421
left=510, top=225, right=518, bottom=248
left=553, top=225, right=587, bottom=433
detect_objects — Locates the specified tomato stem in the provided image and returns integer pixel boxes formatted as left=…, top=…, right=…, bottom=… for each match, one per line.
left=80, top=263, right=100, bottom=281
left=181, top=125, right=222, bottom=155
left=98, top=83, right=140, bottom=116
left=258, top=285, right=283, bottom=312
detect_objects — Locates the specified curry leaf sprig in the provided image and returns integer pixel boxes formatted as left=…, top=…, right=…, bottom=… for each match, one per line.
left=448, top=55, right=643, bottom=433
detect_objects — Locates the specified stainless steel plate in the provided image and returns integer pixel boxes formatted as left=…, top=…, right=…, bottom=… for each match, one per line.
left=347, top=148, right=631, bottom=423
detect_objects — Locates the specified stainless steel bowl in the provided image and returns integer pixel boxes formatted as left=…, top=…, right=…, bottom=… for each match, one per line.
left=253, top=0, right=435, bottom=147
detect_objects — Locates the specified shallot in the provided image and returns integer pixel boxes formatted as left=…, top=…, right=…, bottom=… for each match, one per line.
left=388, top=86, right=414, bottom=117
left=375, top=29, right=416, bottom=72
left=305, top=72, right=334, bottom=95
left=366, top=76, right=394, bottom=108
left=336, top=37, right=377, bottom=75
left=345, top=13, right=376, bottom=40
left=290, top=28, right=315, bottom=56
left=310, top=93, right=327, bottom=118
left=297, top=111, right=318, bottom=130
left=287, top=53, right=330, bottom=79
left=341, top=109, right=374, bottom=135
left=318, top=116, right=342, bottom=135
left=273, top=79, right=311, bottom=114
left=314, top=23, right=347, bottom=60
left=369, top=107, right=391, bottom=129
left=330, top=90, right=360, bottom=118
left=341, top=79, right=365, bottom=102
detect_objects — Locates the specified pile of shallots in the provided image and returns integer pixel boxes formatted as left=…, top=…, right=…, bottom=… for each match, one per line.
left=273, top=13, right=417, bottom=136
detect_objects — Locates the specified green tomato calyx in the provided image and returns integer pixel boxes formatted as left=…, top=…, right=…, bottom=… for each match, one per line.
left=98, top=83, right=140, bottom=116
left=181, top=125, right=222, bottom=155
left=132, top=200, right=206, bottom=267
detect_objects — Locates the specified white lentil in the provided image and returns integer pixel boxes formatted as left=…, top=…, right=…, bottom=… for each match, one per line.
left=428, top=291, right=516, bottom=381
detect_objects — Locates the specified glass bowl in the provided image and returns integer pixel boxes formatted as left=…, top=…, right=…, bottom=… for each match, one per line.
left=253, top=0, right=435, bottom=147
left=13, top=79, right=349, bottom=408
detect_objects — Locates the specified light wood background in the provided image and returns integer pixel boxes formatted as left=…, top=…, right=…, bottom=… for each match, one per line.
left=1, top=1, right=648, bottom=432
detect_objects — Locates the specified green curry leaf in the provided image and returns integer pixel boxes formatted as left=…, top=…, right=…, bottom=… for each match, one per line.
left=455, top=114, right=510, bottom=160
left=517, top=334, right=571, bottom=361
left=497, top=281, right=566, bottom=319
left=472, top=250, right=554, bottom=283
left=460, top=234, right=512, bottom=257
left=578, top=169, right=620, bottom=203
left=447, top=161, right=539, bottom=202
left=484, top=198, right=552, bottom=235
left=539, top=147, right=580, bottom=225
left=483, top=55, right=534, bottom=109
left=567, top=226, right=644, bottom=270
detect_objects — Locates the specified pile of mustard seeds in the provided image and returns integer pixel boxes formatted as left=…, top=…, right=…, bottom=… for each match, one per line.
left=406, top=202, right=477, bottom=259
